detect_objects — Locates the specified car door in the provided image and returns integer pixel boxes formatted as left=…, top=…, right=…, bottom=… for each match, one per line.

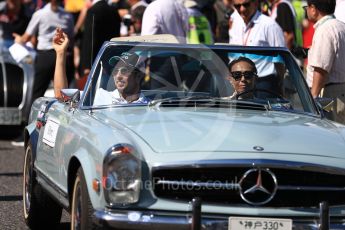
left=35, top=101, right=75, bottom=194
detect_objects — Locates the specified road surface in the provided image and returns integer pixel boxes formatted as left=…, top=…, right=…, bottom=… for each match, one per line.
left=0, top=132, right=69, bottom=229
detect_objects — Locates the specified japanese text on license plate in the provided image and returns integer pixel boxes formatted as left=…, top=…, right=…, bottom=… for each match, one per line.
left=229, top=216, right=292, bottom=230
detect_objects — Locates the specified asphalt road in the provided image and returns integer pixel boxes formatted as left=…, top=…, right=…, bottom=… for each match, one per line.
left=0, top=132, right=70, bottom=230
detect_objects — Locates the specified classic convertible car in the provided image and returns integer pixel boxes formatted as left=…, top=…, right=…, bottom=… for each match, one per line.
left=23, top=36, right=345, bottom=230
left=0, top=40, right=34, bottom=128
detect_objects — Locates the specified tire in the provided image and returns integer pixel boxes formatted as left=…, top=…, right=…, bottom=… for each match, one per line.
left=23, top=142, right=63, bottom=229
left=71, top=167, right=98, bottom=230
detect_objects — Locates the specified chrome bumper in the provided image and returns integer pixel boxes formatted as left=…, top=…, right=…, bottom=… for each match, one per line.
left=93, top=201, right=345, bottom=230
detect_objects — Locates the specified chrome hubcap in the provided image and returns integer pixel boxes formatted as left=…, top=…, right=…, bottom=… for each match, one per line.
left=74, top=181, right=81, bottom=230
left=24, top=150, right=31, bottom=213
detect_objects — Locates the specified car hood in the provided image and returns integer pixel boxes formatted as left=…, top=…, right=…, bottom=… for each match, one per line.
left=96, top=107, right=345, bottom=158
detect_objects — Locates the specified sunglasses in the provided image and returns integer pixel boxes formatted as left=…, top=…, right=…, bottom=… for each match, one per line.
left=113, top=67, right=134, bottom=75
left=230, top=71, right=256, bottom=81
left=234, top=1, right=252, bottom=10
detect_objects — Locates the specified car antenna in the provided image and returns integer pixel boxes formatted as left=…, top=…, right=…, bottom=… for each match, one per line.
left=91, top=14, right=95, bottom=69
left=86, top=15, right=95, bottom=115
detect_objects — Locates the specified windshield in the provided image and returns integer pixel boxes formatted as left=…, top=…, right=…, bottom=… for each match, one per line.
left=81, top=43, right=318, bottom=115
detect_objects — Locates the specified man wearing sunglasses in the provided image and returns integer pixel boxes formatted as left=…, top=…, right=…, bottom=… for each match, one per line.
left=228, top=0, right=285, bottom=98
left=52, top=29, right=149, bottom=105
left=100, top=52, right=149, bottom=104
left=229, top=0, right=285, bottom=47
left=305, top=0, right=345, bottom=124
left=226, top=57, right=258, bottom=99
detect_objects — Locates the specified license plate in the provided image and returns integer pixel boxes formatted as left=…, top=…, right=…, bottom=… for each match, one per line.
left=229, top=216, right=292, bottom=230
left=0, top=108, right=21, bottom=125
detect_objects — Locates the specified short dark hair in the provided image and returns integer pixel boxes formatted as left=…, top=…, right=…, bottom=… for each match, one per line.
left=132, top=5, right=146, bottom=21
left=307, top=0, right=335, bottom=14
left=228, top=56, right=257, bottom=73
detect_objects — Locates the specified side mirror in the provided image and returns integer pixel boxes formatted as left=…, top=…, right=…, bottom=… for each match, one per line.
left=60, top=89, right=80, bottom=108
left=315, top=97, right=334, bottom=115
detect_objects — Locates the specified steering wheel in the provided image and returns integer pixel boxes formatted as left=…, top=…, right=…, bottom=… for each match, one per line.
left=236, top=88, right=284, bottom=100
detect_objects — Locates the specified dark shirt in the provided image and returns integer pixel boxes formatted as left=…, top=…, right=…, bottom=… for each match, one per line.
left=0, top=2, right=30, bottom=40
left=275, top=3, right=295, bottom=35
left=80, top=0, right=121, bottom=73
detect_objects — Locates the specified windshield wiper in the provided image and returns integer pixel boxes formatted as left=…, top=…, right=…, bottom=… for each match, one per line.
left=148, top=96, right=213, bottom=105
left=148, top=96, right=268, bottom=111
left=230, top=100, right=270, bottom=111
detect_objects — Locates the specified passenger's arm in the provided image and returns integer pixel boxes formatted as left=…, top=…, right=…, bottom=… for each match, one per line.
left=52, top=28, right=69, bottom=99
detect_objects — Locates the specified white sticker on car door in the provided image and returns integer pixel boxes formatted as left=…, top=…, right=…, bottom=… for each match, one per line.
left=43, top=117, right=60, bottom=147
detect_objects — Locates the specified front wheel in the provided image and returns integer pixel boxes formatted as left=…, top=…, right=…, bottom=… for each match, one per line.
left=71, top=167, right=98, bottom=230
left=23, top=143, right=62, bottom=229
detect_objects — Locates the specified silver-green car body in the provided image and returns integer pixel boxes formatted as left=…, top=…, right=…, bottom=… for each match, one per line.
left=24, top=41, right=345, bottom=230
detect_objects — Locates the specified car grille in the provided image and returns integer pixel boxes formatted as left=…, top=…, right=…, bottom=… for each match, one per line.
left=0, top=63, right=24, bottom=107
left=152, top=166, right=345, bottom=207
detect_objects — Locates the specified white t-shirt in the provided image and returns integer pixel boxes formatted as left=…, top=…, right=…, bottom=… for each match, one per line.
left=141, top=0, right=189, bottom=43
left=93, top=88, right=149, bottom=105
left=26, top=3, right=74, bottom=50
left=229, top=10, right=285, bottom=47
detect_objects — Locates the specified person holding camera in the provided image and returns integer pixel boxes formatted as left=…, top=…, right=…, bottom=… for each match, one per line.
left=122, top=0, right=147, bottom=36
